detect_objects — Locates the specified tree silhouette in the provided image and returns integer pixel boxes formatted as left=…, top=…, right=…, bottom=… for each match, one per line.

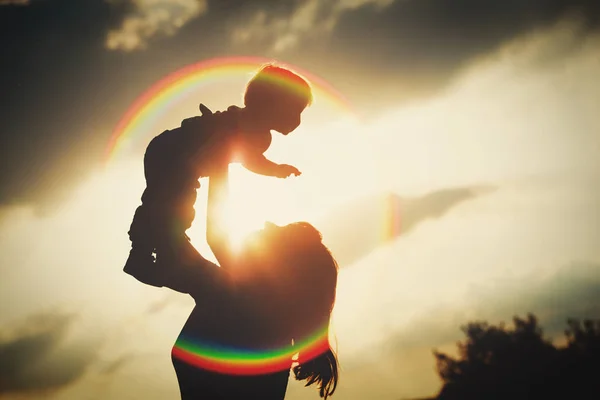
left=432, top=314, right=600, bottom=400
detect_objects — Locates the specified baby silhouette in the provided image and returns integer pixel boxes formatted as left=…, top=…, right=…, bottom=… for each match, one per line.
left=124, top=64, right=313, bottom=287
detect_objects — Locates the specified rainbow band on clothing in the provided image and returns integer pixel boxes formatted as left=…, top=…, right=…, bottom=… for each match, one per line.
left=104, top=56, right=354, bottom=164
left=172, top=325, right=330, bottom=375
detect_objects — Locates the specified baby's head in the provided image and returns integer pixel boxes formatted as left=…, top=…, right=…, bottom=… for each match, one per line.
left=243, top=64, right=313, bottom=135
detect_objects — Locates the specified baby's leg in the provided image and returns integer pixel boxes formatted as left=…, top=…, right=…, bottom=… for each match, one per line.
left=124, top=198, right=192, bottom=287
left=124, top=179, right=187, bottom=285
left=126, top=137, right=165, bottom=258
left=124, top=137, right=173, bottom=285
left=153, top=180, right=200, bottom=267
left=123, top=196, right=165, bottom=286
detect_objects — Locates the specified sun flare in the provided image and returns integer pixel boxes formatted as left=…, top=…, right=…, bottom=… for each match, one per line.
left=221, top=164, right=309, bottom=251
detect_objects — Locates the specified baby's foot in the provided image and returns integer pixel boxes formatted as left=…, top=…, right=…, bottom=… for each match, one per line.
left=123, top=249, right=163, bottom=287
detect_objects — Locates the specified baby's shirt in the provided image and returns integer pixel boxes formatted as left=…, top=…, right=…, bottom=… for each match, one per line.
left=184, top=106, right=274, bottom=175
left=144, top=105, right=275, bottom=190
left=231, top=127, right=272, bottom=165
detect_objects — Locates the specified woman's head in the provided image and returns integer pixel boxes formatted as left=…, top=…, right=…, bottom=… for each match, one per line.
left=242, top=221, right=340, bottom=398
left=243, top=222, right=337, bottom=294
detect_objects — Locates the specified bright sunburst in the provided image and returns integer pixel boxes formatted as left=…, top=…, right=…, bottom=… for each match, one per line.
left=223, top=164, right=307, bottom=251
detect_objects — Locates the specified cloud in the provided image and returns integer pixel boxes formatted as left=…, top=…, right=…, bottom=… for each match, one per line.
left=231, top=0, right=600, bottom=56
left=327, top=261, right=600, bottom=399
left=326, top=0, right=600, bottom=104
left=318, top=186, right=494, bottom=267
left=0, top=0, right=29, bottom=5
left=230, top=0, right=395, bottom=53
left=0, top=311, right=100, bottom=395
left=229, top=0, right=600, bottom=111
left=388, top=264, right=600, bottom=351
left=462, top=261, right=600, bottom=336
left=106, top=0, right=208, bottom=51
left=97, top=351, right=161, bottom=376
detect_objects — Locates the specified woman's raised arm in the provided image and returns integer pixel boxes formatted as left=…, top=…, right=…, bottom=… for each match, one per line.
left=125, top=238, right=233, bottom=301
left=206, top=164, right=236, bottom=270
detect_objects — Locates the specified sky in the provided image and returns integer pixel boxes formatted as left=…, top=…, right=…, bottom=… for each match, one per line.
left=1, top=0, right=600, bottom=399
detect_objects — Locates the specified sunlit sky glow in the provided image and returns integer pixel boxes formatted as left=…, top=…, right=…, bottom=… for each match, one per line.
left=1, top=2, right=600, bottom=399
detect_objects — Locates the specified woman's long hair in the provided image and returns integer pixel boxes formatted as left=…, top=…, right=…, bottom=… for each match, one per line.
left=293, top=339, right=339, bottom=399
left=271, top=222, right=340, bottom=399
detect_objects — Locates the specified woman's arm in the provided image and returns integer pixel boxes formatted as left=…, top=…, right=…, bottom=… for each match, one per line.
left=206, top=164, right=236, bottom=269
left=126, top=240, right=233, bottom=301
left=160, top=240, right=234, bottom=299
left=160, top=162, right=236, bottom=299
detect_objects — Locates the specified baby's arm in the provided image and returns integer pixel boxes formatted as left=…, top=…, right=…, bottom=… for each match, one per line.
left=242, top=153, right=301, bottom=178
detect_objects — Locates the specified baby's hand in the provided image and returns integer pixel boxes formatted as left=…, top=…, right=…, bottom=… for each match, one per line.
left=275, top=164, right=302, bottom=178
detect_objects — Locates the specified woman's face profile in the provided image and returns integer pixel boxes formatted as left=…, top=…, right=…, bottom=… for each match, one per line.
left=238, top=222, right=283, bottom=265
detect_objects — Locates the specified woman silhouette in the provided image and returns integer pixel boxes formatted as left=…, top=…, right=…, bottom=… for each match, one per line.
left=130, top=164, right=340, bottom=399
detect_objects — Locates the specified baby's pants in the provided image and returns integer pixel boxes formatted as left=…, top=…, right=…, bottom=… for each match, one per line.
left=128, top=134, right=200, bottom=265
left=128, top=180, right=199, bottom=256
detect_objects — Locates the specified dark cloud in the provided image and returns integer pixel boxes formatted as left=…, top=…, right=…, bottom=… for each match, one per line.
left=2, top=0, right=598, bottom=210
left=0, top=0, right=278, bottom=209
left=0, top=0, right=127, bottom=209
left=0, top=0, right=30, bottom=6
left=105, top=0, right=209, bottom=52
left=378, top=261, right=600, bottom=351
left=233, top=0, right=600, bottom=111
left=318, top=186, right=494, bottom=267
left=357, top=1, right=599, bottom=91
left=0, top=311, right=99, bottom=394
left=468, top=261, right=600, bottom=336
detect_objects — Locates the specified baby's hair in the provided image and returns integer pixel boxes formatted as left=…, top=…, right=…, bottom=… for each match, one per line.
left=244, top=64, right=313, bottom=109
